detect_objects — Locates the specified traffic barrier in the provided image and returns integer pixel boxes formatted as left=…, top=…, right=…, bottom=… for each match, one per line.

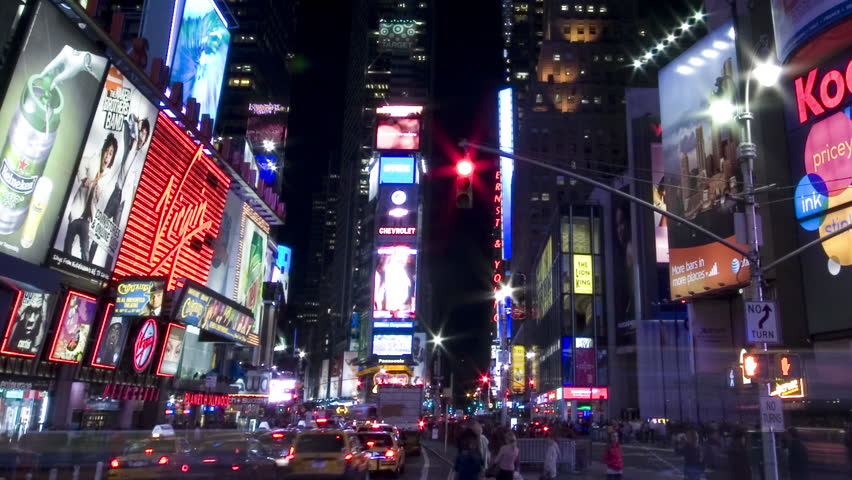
left=516, top=438, right=575, bottom=470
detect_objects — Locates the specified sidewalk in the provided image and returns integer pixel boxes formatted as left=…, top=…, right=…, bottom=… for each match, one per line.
left=421, top=438, right=679, bottom=479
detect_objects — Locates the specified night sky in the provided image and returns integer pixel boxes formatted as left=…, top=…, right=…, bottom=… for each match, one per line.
left=285, top=0, right=502, bottom=393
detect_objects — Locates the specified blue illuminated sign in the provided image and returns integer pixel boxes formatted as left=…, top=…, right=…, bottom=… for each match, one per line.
left=379, top=156, right=416, bottom=184
left=276, top=245, right=292, bottom=272
left=498, top=88, right=514, bottom=260
left=255, top=155, right=278, bottom=184
left=373, top=321, right=415, bottom=329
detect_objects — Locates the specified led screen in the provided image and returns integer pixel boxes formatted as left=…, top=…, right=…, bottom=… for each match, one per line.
left=373, top=245, right=416, bottom=319
left=0, top=1, right=107, bottom=264
left=1, top=290, right=55, bottom=357
left=372, top=334, right=412, bottom=357
left=49, top=66, right=157, bottom=282
left=48, top=291, right=98, bottom=363
left=112, top=111, right=231, bottom=291
left=376, top=185, right=418, bottom=240
left=170, top=0, right=230, bottom=127
left=376, top=117, right=421, bottom=151
left=379, top=156, right=416, bottom=184
left=659, top=21, right=750, bottom=299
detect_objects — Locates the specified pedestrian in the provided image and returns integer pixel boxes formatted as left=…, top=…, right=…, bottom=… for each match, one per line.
left=787, top=427, right=810, bottom=480
left=491, top=431, right=520, bottom=480
left=542, top=433, right=559, bottom=479
left=682, top=430, right=705, bottom=480
left=454, top=433, right=483, bottom=480
left=725, top=430, right=752, bottom=480
left=603, top=431, right=624, bottom=479
left=470, top=419, right=491, bottom=470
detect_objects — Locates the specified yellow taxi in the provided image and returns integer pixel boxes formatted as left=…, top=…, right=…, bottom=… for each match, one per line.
left=107, top=437, right=193, bottom=480
left=356, top=431, right=405, bottom=477
left=278, top=428, right=369, bottom=479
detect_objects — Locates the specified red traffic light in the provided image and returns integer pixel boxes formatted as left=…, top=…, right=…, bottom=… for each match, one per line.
left=480, top=375, right=489, bottom=383
left=456, top=159, right=474, bottom=176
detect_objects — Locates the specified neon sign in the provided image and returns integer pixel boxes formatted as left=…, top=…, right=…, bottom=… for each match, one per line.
left=770, top=378, right=805, bottom=399
left=378, top=227, right=416, bottom=235
left=794, top=57, right=852, bottom=124
left=133, top=318, right=158, bottom=372
left=113, top=111, right=231, bottom=290
left=498, top=87, right=514, bottom=260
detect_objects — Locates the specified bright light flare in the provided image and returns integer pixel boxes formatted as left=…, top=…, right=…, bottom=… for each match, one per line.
left=708, top=98, right=736, bottom=123
left=752, top=61, right=782, bottom=87
left=456, top=159, right=474, bottom=176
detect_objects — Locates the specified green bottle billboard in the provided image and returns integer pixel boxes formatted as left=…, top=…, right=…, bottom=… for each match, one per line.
left=0, top=0, right=108, bottom=265
left=237, top=209, right=268, bottom=335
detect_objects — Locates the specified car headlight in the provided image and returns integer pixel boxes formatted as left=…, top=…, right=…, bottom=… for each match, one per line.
left=275, top=457, right=291, bottom=467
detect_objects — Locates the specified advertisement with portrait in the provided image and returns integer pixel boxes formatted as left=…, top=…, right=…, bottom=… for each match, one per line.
left=0, top=0, right=108, bottom=264
left=49, top=66, right=157, bottom=282
left=48, top=291, right=98, bottom=364
left=376, top=185, right=418, bottom=243
left=651, top=142, right=669, bottom=263
left=341, top=351, right=360, bottom=398
left=659, top=22, right=751, bottom=299
left=786, top=46, right=852, bottom=334
left=1, top=290, right=56, bottom=357
left=112, top=111, right=231, bottom=291
left=373, top=245, right=416, bottom=319
left=273, top=245, right=292, bottom=303
left=156, top=323, right=186, bottom=377
left=375, top=106, right=422, bottom=152
left=612, top=186, right=635, bottom=346
left=410, top=332, right=426, bottom=386
left=236, top=206, right=269, bottom=330
left=246, top=103, right=287, bottom=149
left=90, top=305, right=131, bottom=369
left=372, top=333, right=412, bottom=357
left=170, top=0, right=231, bottom=127
left=770, top=0, right=852, bottom=62
left=511, top=345, right=526, bottom=394
left=207, top=191, right=243, bottom=297
left=114, top=278, right=165, bottom=317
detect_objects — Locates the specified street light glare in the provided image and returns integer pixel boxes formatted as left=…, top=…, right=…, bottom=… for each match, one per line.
left=495, top=283, right=514, bottom=300
left=753, top=61, right=782, bottom=87
left=709, top=98, right=736, bottom=123
left=526, top=351, right=535, bottom=359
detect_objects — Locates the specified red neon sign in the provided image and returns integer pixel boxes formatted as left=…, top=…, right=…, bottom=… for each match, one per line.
left=794, top=57, right=852, bottom=124
left=0, top=289, right=27, bottom=358
left=133, top=318, right=158, bottom=372
left=113, top=111, right=231, bottom=291
left=378, top=227, right=416, bottom=235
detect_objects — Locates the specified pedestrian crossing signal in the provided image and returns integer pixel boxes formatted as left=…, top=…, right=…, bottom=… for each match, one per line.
left=777, top=354, right=802, bottom=378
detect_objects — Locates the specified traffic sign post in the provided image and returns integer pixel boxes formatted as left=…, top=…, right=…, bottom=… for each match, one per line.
left=746, top=301, right=780, bottom=344
left=759, top=394, right=784, bottom=432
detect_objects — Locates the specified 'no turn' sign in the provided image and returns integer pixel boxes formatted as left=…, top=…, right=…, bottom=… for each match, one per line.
left=760, top=395, right=785, bottom=432
left=746, top=301, right=780, bottom=345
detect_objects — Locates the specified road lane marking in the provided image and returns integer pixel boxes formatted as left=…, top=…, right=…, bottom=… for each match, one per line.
left=421, top=447, right=431, bottom=480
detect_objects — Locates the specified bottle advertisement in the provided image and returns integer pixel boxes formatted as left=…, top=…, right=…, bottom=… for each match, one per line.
left=237, top=208, right=268, bottom=335
left=0, top=0, right=108, bottom=265
left=49, top=66, right=158, bottom=282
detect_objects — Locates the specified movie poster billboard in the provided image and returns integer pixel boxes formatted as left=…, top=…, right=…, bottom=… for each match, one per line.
left=50, top=67, right=157, bottom=281
left=91, top=306, right=131, bottom=369
left=114, top=278, right=165, bottom=316
left=770, top=0, right=852, bottom=62
left=1, top=291, right=55, bottom=357
left=170, top=0, right=231, bottom=127
left=373, top=245, right=416, bottom=319
left=156, top=323, right=186, bottom=376
left=511, top=345, right=526, bottom=394
left=175, top=283, right=257, bottom=345
left=236, top=207, right=269, bottom=330
left=341, top=351, right=360, bottom=398
left=411, top=332, right=426, bottom=385
left=787, top=47, right=852, bottom=334
left=659, top=22, right=750, bottom=299
left=0, top=1, right=107, bottom=264
left=207, top=191, right=244, bottom=297
left=48, top=291, right=98, bottom=363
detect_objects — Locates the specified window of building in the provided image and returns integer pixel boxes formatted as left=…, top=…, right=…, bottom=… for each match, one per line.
left=556, top=176, right=565, bottom=186
left=639, top=29, right=647, bottom=37
left=541, top=193, right=551, bottom=201
left=561, top=4, right=568, bottom=10
left=599, top=5, right=607, bottom=13
left=581, top=97, right=589, bottom=104
left=592, top=55, right=600, bottom=62
left=516, top=71, right=530, bottom=80
left=567, top=95, right=575, bottom=103
left=589, top=25, right=597, bottom=35
left=562, top=25, right=570, bottom=35
left=553, top=53, right=561, bottom=61
left=535, top=93, right=543, bottom=104
left=575, top=5, right=583, bottom=12
left=604, top=54, right=612, bottom=62
left=576, top=25, right=584, bottom=34
left=554, top=94, right=562, bottom=104
left=587, top=5, right=594, bottom=12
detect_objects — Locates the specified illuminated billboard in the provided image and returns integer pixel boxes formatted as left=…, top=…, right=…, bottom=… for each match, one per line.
left=48, top=291, right=98, bottom=364
left=156, top=322, right=185, bottom=377
left=1, top=290, right=56, bottom=358
left=114, top=278, right=165, bottom=317
left=0, top=1, right=107, bottom=265
left=112, top=111, right=231, bottom=291
left=207, top=191, right=243, bottom=297
left=175, top=282, right=257, bottom=345
left=372, top=334, right=412, bottom=356
left=236, top=204, right=270, bottom=331
left=274, top=245, right=292, bottom=303
left=373, top=245, right=417, bottom=319
left=170, top=0, right=230, bottom=127
left=770, top=0, right=852, bottom=62
left=49, top=66, right=158, bottom=282
left=379, top=156, right=416, bottom=184
left=376, top=106, right=422, bottom=151
left=786, top=47, right=852, bottom=334
left=498, top=87, right=514, bottom=260
left=651, top=143, right=669, bottom=263
left=511, top=345, right=525, bottom=394
left=246, top=103, right=287, bottom=150
left=90, top=304, right=131, bottom=369
left=376, top=185, right=418, bottom=241
left=378, top=20, right=419, bottom=51
left=659, top=22, right=750, bottom=299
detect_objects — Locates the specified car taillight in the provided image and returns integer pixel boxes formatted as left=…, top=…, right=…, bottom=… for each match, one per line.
left=285, top=446, right=296, bottom=460
left=231, top=465, right=240, bottom=471
left=158, top=456, right=169, bottom=465
left=180, top=464, right=190, bottom=473
left=272, top=432, right=285, bottom=439
left=385, top=449, right=395, bottom=458
left=202, top=458, right=217, bottom=463
left=371, top=424, right=380, bottom=430
left=110, top=459, right=120, bottom=469
left=144, top=448, right=154, bottom=455
left=419, top=420, right=425, bottom=430
left=344, top=453, right=354, bottom=461
left=366, top=441, right=375, bottom=448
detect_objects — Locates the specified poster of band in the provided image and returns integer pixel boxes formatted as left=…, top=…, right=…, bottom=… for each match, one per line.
left=50, top=66, right=157, bottom=281
left=48, top=291, right=98, bottom=363
left=0, top=0, right=107, bottom=265
left=1, top=291, right=55, bottom=357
